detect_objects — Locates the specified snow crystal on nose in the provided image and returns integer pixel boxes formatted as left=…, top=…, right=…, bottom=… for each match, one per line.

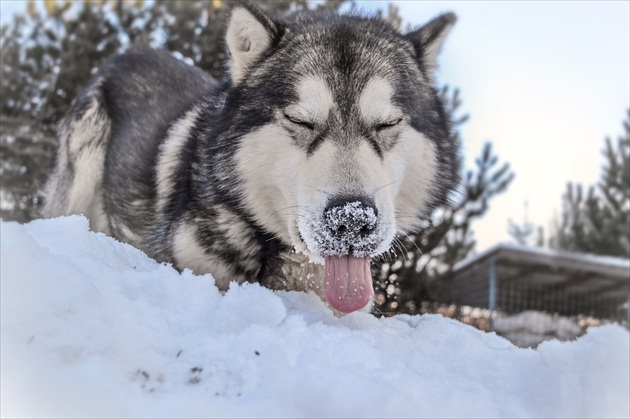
left=324, top=201, right=377, bottom=235
left=305, top=201, right=382, bottom=258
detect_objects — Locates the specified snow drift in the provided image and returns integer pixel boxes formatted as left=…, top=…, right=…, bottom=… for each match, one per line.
left=1, top=216, right=629, bottom=418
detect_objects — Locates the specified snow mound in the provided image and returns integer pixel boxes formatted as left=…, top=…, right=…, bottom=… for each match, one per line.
left=2, top=216, right=629, bottom=418
left=494, top=310, right=583, bottom=348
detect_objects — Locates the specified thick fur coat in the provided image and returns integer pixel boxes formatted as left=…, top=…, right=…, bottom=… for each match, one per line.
left=43, top=1, right=459, bottom=313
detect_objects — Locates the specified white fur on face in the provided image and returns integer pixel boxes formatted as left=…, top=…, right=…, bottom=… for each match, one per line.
left=358, top=77, right=402, bottom=124
left=295, top=139, right=398, bottom=262
left=389, top=128, right=438, bottom=233
left=236, top=74, right=437, bottom=263
left=235, top=124, right=300, bottom=245
left=357, top=76, right=438, bottom=233
left=235, top=76, right=336, bottom=249
left=284, top=76, right=335, bottom=124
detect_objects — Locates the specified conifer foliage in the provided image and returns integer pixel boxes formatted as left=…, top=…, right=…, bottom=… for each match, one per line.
left=550, top=111, right=630, bottom=258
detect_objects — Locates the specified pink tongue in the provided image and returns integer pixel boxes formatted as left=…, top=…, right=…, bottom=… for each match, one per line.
left=324, top=256, right=374, bottom=313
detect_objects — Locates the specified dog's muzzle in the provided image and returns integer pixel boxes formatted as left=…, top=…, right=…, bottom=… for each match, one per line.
left=304, top=198, right=382, bottom=313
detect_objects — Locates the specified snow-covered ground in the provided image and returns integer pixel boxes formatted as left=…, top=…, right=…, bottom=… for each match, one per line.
left=493, top=310, right=583, bottom=348
left=2, top=216, right=629, bottom=418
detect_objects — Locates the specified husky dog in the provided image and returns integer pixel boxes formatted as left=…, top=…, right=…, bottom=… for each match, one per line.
left=43, top=1, right=459, bottom=314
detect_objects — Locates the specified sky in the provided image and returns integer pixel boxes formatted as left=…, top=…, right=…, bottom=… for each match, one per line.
left=1, top=0, right=629, bottom=253
left=357, top=1, right=630, bottom=252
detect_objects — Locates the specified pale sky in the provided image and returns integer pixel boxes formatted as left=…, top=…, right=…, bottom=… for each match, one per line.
left=358, top=1, right=630, bottom=252
left=2, top=1, right=629, bottom=253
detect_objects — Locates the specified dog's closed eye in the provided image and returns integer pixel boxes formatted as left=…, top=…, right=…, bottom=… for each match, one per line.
left=284, top=113, right=315, bottom=131
left=375, top=118, right=402, bottom=132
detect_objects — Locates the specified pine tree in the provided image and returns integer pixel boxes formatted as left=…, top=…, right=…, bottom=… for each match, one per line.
left=550, top=111, right=630, bottom=258
left=507, top=201, right=544, bottom=247
left=1, top=1, right=149, bottom=220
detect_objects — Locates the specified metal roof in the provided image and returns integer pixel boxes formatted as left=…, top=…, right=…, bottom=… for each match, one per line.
left=440, top=244, right=630, bottom=320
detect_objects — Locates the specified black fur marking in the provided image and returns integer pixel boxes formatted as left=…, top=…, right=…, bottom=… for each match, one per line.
left=366, top=135, right=384, bottom=159
left=306, top=125, right=329, bottom=156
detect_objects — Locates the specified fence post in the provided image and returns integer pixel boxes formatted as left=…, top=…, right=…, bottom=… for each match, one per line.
left=489, top=258, right=497, bottom=330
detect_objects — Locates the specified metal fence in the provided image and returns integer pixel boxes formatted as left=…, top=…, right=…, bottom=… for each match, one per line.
left=433, top=244, right=630, bottom=347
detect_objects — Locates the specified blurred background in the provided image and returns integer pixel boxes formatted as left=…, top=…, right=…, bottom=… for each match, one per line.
left=1, top=0, right=628, bottom=347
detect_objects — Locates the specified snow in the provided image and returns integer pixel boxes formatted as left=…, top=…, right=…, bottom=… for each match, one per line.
left=494, top=311, right=583, bottom=348
left=2, top=215, right=629, bottom=418
left=299, top=200, right=387, bottom=261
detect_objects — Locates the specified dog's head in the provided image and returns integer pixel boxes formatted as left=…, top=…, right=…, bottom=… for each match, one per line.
left=223, top=1, right=458, bottom=313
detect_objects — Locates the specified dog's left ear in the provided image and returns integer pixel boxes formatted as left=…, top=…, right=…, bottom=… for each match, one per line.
left=225, top=1, right=280, bottom=84
left=404, top=13, right=457, bottom=80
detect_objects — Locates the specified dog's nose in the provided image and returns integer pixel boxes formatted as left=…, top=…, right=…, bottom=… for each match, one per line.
left=323, top=197, right=377, bottom=238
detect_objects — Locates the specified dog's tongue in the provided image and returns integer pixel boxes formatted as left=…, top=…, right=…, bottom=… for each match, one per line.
left=324, top=256, right=374, bottom=313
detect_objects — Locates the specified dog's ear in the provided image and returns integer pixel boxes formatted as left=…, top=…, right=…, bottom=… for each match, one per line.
left=404, top=13, right=456, bottom=81
left=225, top=1, right=280, bottom=84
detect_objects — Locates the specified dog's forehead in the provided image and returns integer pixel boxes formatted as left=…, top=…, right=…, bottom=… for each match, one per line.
left=290, top=76, right=335, bottom=121
left=284, top=26, right=407, bottom=119
left=292, top=74, right=397, bottom=122
left=357, top=77, right=397, bottom=121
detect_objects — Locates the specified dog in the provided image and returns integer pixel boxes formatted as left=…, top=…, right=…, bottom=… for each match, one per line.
left=43, top=1, right=459, bottom=314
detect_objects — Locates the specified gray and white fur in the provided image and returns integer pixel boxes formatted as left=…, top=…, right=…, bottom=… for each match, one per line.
left=43, top=1, right=459, bottom=312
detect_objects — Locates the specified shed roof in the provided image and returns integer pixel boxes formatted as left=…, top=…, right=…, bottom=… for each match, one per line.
left=441, top=244, right=630, bottom=319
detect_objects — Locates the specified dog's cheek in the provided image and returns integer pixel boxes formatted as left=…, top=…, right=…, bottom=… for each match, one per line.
left=235, top=124, right=300, bottom=243
left=391, top=128, right=438, bottom=233
left=370, top=148, right=403, bottom=248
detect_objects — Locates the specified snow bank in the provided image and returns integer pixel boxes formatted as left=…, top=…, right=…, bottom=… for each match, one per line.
left=494, top=310, right=583, bottom=348
left=2, top=216, right=629, bottom=418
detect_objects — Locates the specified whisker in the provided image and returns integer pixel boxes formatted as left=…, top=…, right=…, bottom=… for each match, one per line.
left=394, top=211, right=419, bottom=217
left=390, top=237, right=402, bottom=259
left=264, top=232, right=285, bottom=243
left=386, top=246, right=397, bottom=261
left=373, top=179, right=402, bottom=193
left=393, top=237, right=410, bottom=262
left=261, top=205, right=312, bottom=224
left=388, top=240, right=401, bottom=263
left=399, top=230, right=422, bottom=254
left=301, top=184, right=328, bottom=195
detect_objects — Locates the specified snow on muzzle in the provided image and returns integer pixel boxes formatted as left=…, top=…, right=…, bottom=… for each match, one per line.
left=304, top=200, right=380, bottom=313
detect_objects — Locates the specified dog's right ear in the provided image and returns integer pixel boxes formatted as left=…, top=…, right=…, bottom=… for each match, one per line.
left=404, top=12, right=457, bottom=82
left=225, top=1, right=280, bottom=84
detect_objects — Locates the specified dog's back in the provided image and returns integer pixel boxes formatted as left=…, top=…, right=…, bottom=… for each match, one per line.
left=43, top=48, right=216, bottom=239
